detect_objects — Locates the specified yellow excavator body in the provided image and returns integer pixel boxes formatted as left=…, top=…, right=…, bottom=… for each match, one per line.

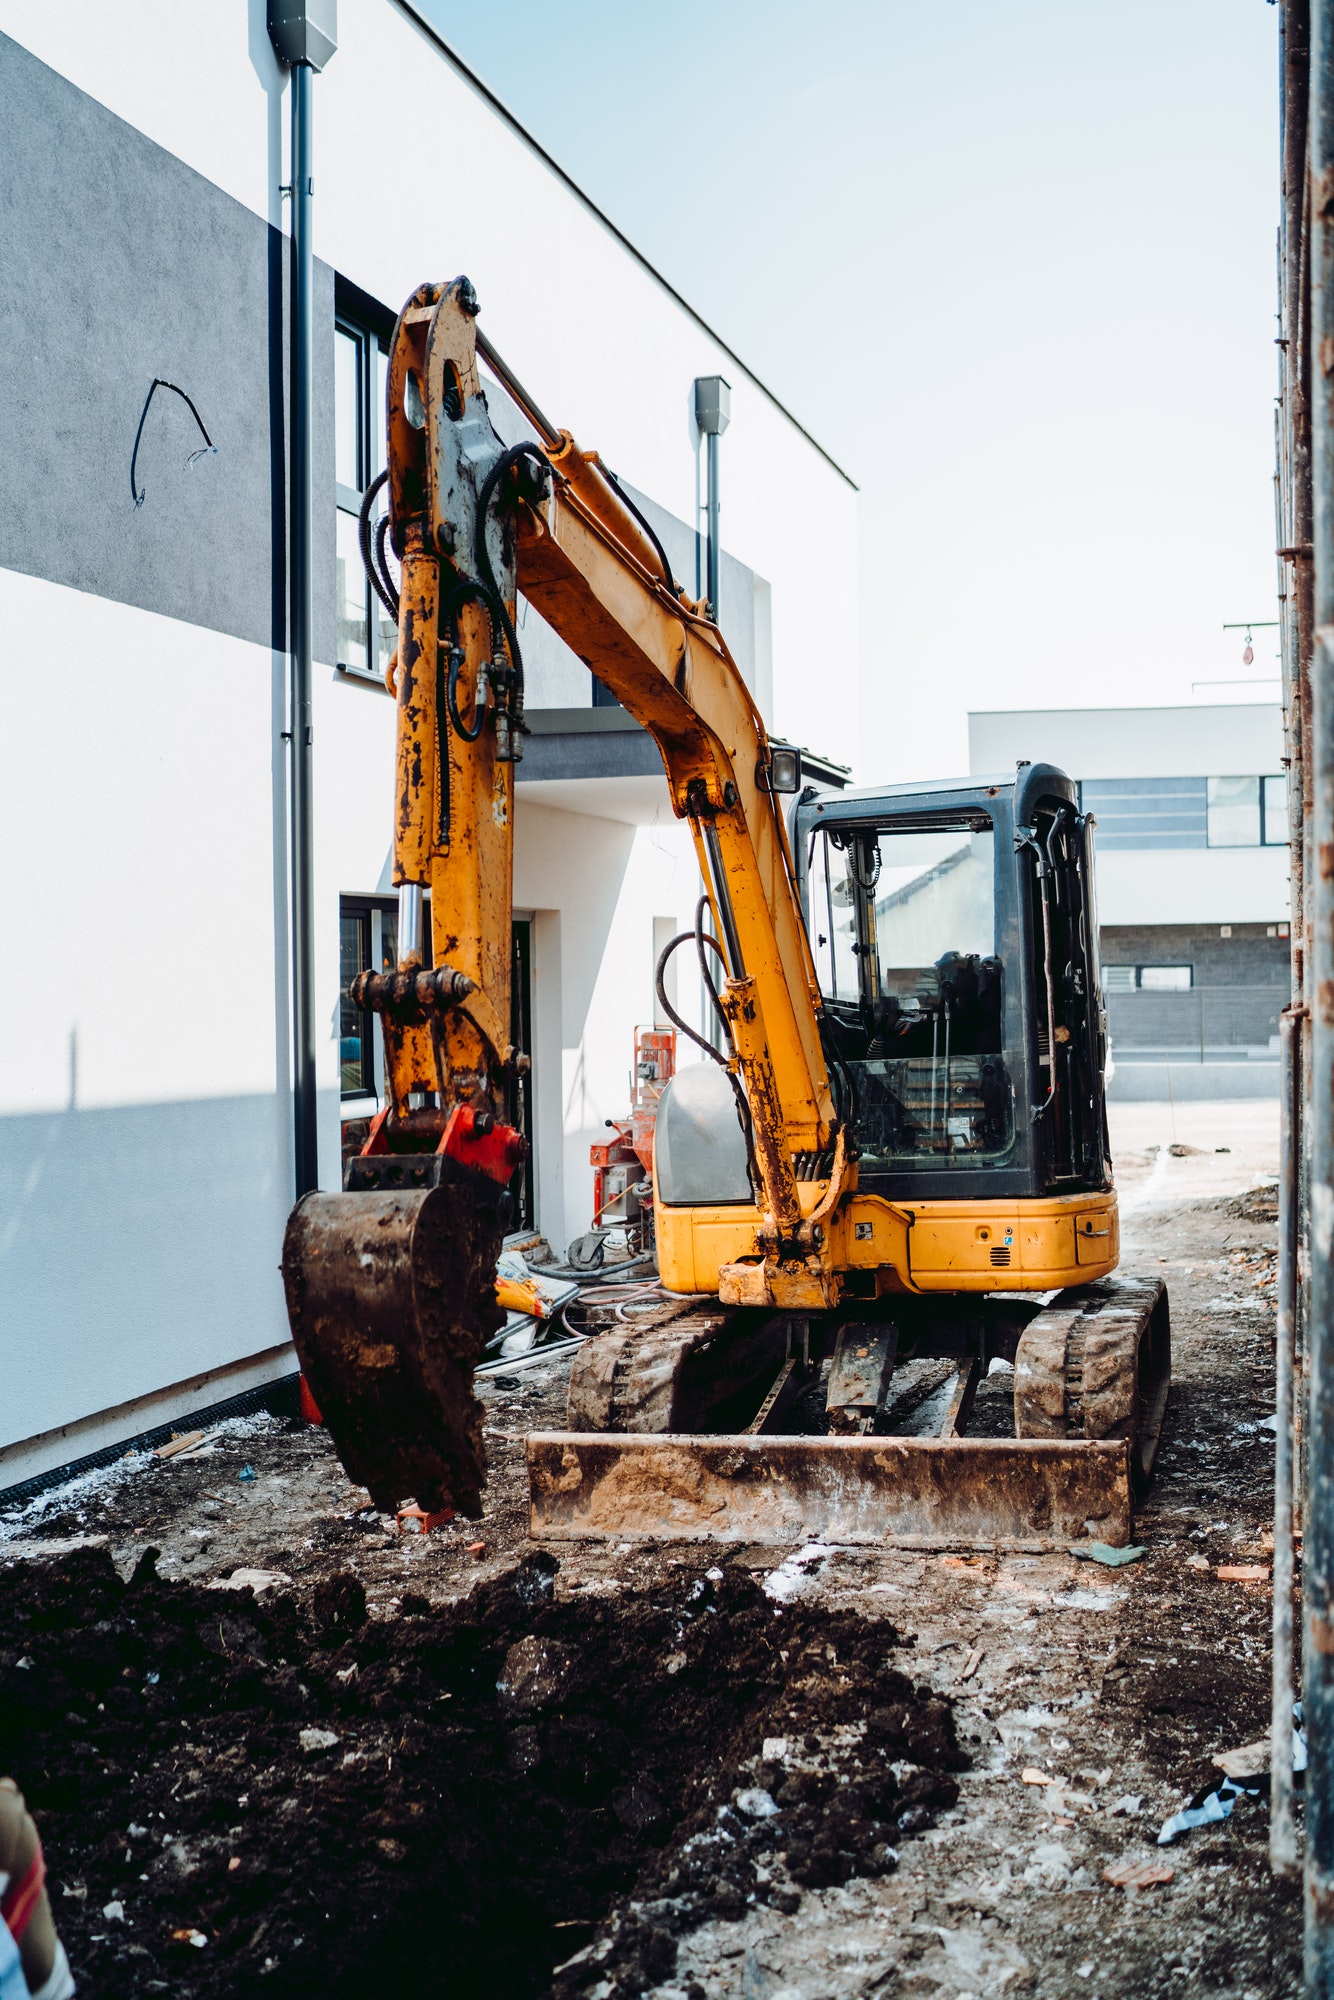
left=280, top=278, right=1167, bottom=1549
left=654, top=1189, right=1119, bottom=1297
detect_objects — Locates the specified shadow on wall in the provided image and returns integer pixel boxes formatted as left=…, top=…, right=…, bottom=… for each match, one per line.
left=0, top=1092, right=297, bottom=1450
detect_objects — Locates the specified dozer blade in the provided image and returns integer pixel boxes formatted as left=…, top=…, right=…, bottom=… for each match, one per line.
left=526, top=1433, right=1132, bottom=1550
left=281, top=1167, right=506, bottom=1517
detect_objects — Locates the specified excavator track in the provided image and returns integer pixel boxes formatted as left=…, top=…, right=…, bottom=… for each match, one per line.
left=567, top=1300, right=785, bottom=1435
left=1014, top=1274, right=1171, bottom=1493
left=530, top=1277, right=1169, bottom=1549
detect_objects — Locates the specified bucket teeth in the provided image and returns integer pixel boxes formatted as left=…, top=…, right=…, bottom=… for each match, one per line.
left=280, top=1168, right=507, bottom=1515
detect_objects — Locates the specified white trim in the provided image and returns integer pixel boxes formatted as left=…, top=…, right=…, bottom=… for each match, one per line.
left=0, top=1344, right=297, bottom=1491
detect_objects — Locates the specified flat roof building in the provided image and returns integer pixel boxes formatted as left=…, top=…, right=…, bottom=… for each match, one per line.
left=969, top=704, right=1290, bottom=1100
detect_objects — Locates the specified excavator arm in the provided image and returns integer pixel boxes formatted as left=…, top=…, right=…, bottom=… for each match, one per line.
left=282, top=277, right=851, bottom=1516
left=515, top=407, right=848, bottom=1274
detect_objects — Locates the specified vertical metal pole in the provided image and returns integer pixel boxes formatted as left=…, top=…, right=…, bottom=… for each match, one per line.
left=706, top=429, right=720, bottom=615
left=1306, top=5, right=1334, bottom=1981
left=1276, top=1004, right=1306, bottom=1873
left=290, top=60, right=318, bottom=1197
left=1276, top=0, right=1311, bottom=1888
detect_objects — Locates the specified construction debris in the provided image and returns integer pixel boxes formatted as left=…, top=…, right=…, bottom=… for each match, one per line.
left=1104, top=1859, right=1175, bottom=1889
left=1071, top=1542, right=1147, bottom=1567
left=154, top=1431, right=205, bottom=1460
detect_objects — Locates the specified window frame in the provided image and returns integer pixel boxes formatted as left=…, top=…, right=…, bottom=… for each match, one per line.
left=334, top=308, right=394, bottom=687
left=1103, top=963, right=1194, bottom=993
left=1261, top=772, right=1289, bottom=847
left=339, top=893, right=409, bottom=1108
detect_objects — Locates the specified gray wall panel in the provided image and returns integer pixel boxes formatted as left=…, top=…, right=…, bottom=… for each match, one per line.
left=0, top=33, right=335, bottom=661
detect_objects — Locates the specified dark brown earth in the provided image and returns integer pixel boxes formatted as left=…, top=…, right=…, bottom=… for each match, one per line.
left=0, top=1108, right=1302, bottom=1997
left=0, top=1545, right=961, bottom=1998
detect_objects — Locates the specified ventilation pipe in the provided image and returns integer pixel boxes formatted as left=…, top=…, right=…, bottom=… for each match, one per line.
left=269, top=0, right=337, bottom=1198
left=694, top=375, right=731, bottom=618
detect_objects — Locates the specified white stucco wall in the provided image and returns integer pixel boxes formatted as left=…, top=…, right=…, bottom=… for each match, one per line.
left=0, top=572, right=296, bottom=1475
left=968, top=703, right=1285, bottom=780
left=967, top=702, right=1291, bottom=925
left=0, top=2, right=857, bottom=1478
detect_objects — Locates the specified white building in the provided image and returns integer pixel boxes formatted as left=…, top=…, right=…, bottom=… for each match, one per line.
left=969, top=704, right=1290, bottom=1098
left=0, top=3, right=857, bottom=1486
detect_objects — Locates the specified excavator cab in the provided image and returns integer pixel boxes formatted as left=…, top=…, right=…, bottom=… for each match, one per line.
left=794, top=763, right=1111, bottom=1208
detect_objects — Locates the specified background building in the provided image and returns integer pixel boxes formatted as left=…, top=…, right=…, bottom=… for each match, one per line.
left=969, top=703, right=1290, bottom=1100
left=0, top=3, right=857, bottom=1484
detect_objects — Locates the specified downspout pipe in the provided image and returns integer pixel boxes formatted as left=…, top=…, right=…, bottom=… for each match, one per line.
left=694, top=375, right=731, bottom=618
left=268, top=2, right=337, bottom=1198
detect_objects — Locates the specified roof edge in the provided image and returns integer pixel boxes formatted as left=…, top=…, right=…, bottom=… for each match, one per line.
left=392, top=0, right=858, bottom=492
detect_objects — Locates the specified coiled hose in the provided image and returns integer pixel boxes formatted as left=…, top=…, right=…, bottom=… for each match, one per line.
left=358, top=469, right=399, bottom=622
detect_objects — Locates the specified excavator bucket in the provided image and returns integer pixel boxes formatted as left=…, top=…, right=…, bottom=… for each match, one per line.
left=280, top=1165, right=507, bottom=1517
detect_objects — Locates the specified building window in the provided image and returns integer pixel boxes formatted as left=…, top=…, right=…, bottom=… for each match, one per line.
left=1204, top=775, right=1289, bottom=847
left=339, top=896, right=402, bottom=1101
left=334, top=313, right=396, bottom=683
left=1079, top=778, right=1207, bottom=850
left=1079, top=775, right=1289, bottom=850
left=1262, top=773, right=1289, bottom=844
left=1206, top=776, right=1261, bottom=847
left=1104, top=964, right=1193, bottom=992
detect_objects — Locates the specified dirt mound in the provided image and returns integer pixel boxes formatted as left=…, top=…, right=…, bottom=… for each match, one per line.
left=0, top=1546, right=961, bottom=1999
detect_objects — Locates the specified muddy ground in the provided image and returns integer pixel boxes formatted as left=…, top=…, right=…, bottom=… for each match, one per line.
left=0, top=1101, right=1298, bottom=1998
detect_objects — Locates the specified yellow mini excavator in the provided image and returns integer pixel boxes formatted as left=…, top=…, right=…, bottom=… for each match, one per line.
left=281, top=277, right=1169, bottom=1550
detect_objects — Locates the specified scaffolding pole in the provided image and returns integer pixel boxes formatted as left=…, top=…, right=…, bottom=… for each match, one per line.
left=1308, top=4, right=1334, bottom=1984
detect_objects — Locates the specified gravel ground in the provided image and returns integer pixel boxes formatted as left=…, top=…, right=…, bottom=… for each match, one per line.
left=0, top=1098, right=1296, bottom=1998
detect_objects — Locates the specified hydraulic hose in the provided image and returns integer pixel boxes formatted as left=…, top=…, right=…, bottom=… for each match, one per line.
left=358, top=470, right=399, bottom=621
left=601, top=464, right=679, bottom=598
left=653, top=917, right=759, bottom=1197
left=475, top=441, right=553, bottom=729
left=655, top=927, right=726, bottom=1068
left=373, top=512, right=398, bottom=621
left=439, top=579, right=501, bottom=744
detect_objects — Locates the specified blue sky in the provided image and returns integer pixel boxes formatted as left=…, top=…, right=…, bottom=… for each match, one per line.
left=417, top=1, right=1279, bottom=779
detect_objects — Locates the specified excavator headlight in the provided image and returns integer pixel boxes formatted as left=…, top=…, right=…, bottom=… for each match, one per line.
left=764, top=745, right=802, bottom=794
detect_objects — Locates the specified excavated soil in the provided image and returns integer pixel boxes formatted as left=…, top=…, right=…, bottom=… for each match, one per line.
left=0, top=1545, right=959, bottom=1998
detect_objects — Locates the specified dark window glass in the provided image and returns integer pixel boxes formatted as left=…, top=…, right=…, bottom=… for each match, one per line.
left=339, top=910, right=371, bottom=1095
left=808, top=820, right=1013, bottom=1171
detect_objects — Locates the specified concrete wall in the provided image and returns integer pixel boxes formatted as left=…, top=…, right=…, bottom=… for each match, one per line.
left=1093, top=847, right=1289, bottom=926
left=0, top=34, right=334, bottom=658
